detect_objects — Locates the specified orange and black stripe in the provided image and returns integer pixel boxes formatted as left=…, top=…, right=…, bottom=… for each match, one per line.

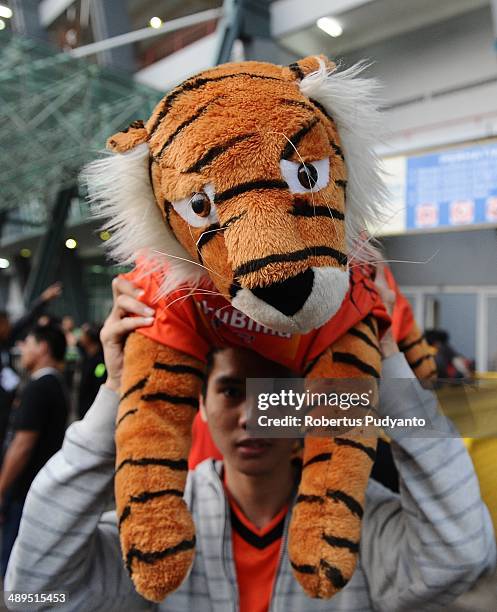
left=399, top=322, right=437, bottom=380
left=289, top=323, right=380, bottom=599
left=115, top=333, right=204, bottom=602
left=149, top=71, right=286, bottom=135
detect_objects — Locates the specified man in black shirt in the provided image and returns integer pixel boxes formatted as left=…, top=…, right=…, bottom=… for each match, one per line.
left=0, top=282, right=62, bottom=452
left=0, top=324, right=68, bottom=576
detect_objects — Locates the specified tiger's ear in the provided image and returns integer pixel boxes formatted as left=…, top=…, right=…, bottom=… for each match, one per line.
left=106, top=120, right=149, bottom=153
left=285, top=55, right=336, bottom=82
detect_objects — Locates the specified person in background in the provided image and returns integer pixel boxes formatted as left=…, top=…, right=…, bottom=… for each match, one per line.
left=425, top=329, right=473, bottom=379
left=0, top=324, right=68, bottom=577
left=36, top=314, right=62, bottom=328
left=77, top=322, right=106, bottom=419
left=0, top=282, right=62, bottom=454
left=61, top=315, right=80, bottom=394
left=61, top=315, right=77, bottom=344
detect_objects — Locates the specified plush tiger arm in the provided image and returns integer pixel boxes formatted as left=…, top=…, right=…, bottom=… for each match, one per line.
left=115, top=332, right=204, bottom=602
left=289, top=315, right=381, bottom=599
left=398, top=322, right=437, bottom=380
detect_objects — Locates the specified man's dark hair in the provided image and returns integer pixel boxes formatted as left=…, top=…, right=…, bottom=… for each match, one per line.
left=425, top=329, right=449, bottom=346
left=30, top=324, right=67, bottom=361
left=199, top=346, right=298, bottom=398
left=200, top=347, right=221, bottom=398
left=83, top=323, right=103, bottom=346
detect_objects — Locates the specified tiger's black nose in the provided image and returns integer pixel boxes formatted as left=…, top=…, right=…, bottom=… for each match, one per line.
left=251, top=269, right=314, bottom=316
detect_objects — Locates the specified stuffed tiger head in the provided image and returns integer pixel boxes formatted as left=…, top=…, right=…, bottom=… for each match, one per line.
left=87, top=56, right=385, bottom=334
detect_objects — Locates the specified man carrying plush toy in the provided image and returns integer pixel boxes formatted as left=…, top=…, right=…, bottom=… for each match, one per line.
left=4, top=275, right=495, bottom=612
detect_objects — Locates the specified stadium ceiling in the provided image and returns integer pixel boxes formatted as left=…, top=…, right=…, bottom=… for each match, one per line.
left=0, top=31, right=161, bottom=213
left=279, top=0, right=489, bottom=57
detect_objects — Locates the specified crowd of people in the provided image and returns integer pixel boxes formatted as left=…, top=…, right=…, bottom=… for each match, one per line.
left=0, top=282, right=107, bottom=575
left=0, top=276, right=494, bottom=611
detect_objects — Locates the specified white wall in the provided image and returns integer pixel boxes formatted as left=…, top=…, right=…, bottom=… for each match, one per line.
left=342, top=6, right=497, bottom=155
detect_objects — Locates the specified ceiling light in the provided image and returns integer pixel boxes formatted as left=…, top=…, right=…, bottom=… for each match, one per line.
left=65, top=238, right=77, bottom=249
left=149, top=16, right=162, bottom=29
left=0, top=19, right=5, bottom=30
left=0, top=258, right=9, bottom=269
left=0, top=5, right=12, bottom=19
left=317, top=17, right=343, bottom=38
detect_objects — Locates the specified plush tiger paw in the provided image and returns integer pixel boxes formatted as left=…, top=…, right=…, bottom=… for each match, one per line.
left=121, top=495, right=196, bottom=602
left=288, top=505, right=359, bottom=599
left=288, top=435, right=374, bottom=599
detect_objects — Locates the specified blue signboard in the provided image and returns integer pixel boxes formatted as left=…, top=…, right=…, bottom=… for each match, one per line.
left=406, top=142, right=497, bottom=230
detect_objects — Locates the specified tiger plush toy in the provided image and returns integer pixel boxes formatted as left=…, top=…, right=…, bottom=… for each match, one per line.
left=86, top=55, right=435, bottom=603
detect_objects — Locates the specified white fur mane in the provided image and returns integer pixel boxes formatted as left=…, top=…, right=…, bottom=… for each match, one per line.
left=83, top=144, right=207, bottom=297
left=84, top=59, right=386, bottom=297
left=300, top=59, right=387, bottom=262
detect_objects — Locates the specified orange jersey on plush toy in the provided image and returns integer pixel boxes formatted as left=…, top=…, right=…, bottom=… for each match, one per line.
left=123, top=265, right=390, bottom=373
left=353, top=262, right=415, bottom=343
left=123, top=264, right=390, bottom=469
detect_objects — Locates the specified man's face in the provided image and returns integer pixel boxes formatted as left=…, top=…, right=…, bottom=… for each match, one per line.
left=20, top=334, right=44, bottom=372
left=62, top=316, right=74, bottom=333
left=200, top=348, right=295, bottom=477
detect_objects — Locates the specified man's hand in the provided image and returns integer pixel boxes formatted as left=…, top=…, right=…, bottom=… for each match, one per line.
left=374, top=264, right=399, bottom=358
left=101, top=277, right=155, bottom=393
left=40, top=281, right=63, bottom=303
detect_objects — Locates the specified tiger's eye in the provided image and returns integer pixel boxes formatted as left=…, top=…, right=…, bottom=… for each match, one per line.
left=297, top=163, right=318, bottom=189
left=190, top=192, right=211, bottom=217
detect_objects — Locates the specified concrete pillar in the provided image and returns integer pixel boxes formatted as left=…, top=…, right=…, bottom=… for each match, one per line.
left=491, top=0, right=497, bottom=52
left=10, top=0, right=48, bottom=40
left=216, top=0, right=274, bottom=64
left=90, top=0, right=136, bottom=72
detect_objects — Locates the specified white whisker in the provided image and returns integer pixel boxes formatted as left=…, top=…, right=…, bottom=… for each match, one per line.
left=348, top=250, right=439, bottom=269
left=161, top=287, right=226, bottom=313
left=151, top=249, right=226, bottom=283
left=348, top=204, right=409, bottom=262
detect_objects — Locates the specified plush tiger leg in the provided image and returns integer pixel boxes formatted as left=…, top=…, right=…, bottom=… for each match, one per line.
left=289, top=315, right=381, bottom=598
left=399, top=321, right=437, bottom=380
left=115, top=332, right=204, bottom=602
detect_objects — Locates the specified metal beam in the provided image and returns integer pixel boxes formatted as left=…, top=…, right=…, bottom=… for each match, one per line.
left=24, top=186, right=75, bottom=307
left=70, top=8, right=223, bottom=59
left=90, top=0, right=136, bottom=72
left=38, top=0, right=74, bottom=27
left=136, top=0, right=274, bottom=89
left=270, top=0, right=375, bottom=37
left=215, top=0, right=272, bottom=64
left=491, top=0, right=497, bottom=52
left=59, top=250, right=88, bottom=324
left=10, top=0, right=48, bottom=39
left=135, top=33, right=219, bottom=90
left=214, top=0, right=243, bottom=65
